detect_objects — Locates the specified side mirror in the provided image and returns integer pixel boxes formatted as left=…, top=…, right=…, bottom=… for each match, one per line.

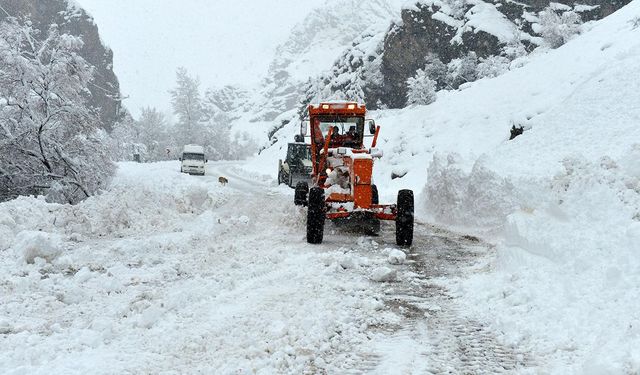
left=301, top=120, right=309, bottom=136
left=294, top=134, right=304, bottom=142
left=367, top=119, right=376, bottom=135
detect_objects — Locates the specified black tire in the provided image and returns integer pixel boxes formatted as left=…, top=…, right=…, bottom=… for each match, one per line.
left=396, top=189, right=414, bottom=246
left=371, top=184, right=379, bottom=205
left=307, top=187, right=325, bottom=244
left=288, top=173, right=294, bottom=188
left=294, top=181, right=309, bottom=206
left=277, top=170, right=283, bottom=184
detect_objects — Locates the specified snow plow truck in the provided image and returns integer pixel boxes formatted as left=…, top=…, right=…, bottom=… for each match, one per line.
left=294, top=102, right=414, bottom=246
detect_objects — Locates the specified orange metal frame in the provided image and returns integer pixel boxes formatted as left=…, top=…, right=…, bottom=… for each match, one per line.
left=307, top=102, right=397, bottom=221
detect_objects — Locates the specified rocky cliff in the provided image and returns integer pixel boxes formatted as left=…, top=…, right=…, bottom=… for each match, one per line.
left=0, top=0, right=123, bottom=130
left=379, top=0, right=632, bottom=108
left=298, top=0, right=632, bottom=111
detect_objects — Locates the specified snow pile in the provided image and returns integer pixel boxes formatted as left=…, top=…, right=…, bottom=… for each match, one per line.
left=386, top=248, right=407, bottom=265
left=389, top=2, right=640, bottom=371
left=459, top=152, right=640, bottom=372
left=13, top=231, right=64, bottom=264
left=371, top=266, right=398, bottom=282
left=423, top=153, right=520, bottom=229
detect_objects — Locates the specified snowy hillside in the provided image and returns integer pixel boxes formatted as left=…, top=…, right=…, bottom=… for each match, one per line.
left=269, top=0, right=404, bottom=83
left=251, top=1, right=640, bottom=371
left=218, top=0, right=405, bottom=138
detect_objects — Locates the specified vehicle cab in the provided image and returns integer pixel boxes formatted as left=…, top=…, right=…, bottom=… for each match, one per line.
left=180, top=144, right=207, bottom=175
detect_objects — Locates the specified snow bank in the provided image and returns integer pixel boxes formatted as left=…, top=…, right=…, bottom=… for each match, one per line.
left=337, top=2, right=640, bottom=372
left=458, top=152, right=640, bottom=372
left=422, top=153, right=522, bottom=230
left=13, top=231, right=64, bottom=264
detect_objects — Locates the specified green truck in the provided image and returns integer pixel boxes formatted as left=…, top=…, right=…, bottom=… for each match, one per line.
left=278, top=142, right=312, bottom=188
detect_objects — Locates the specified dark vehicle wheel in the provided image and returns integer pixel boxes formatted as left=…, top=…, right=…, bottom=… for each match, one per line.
left=288, top=173, right=294, bottom=188
left=396, top=189, right=414, bottom=246
left=294, top=181, right=309, bottom=206
left=277, top=170, right=283, bottom=184
left=371, top=184, right=379, bottom=205
left=307, top=187, right=325, bottom=244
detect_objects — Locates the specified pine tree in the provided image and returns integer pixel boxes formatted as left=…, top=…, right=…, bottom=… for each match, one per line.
left=169, top=67, right=203, bottom=147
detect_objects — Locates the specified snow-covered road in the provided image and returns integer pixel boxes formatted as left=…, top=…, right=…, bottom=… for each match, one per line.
left=1, top=161, right=533, bottom=374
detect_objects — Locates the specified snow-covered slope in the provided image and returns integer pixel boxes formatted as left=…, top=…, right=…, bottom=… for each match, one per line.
left=269, top=0, right=403, bottom=83
left=220, top=0, right=405, bottom=139
left=250, top=2, right=640, bottom=371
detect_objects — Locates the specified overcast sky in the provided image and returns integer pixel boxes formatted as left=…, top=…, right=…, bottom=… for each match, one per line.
left=79, top=0, right=324, bottom=118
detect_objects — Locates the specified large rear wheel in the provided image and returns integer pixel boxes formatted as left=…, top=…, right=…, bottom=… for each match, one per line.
left=307, top=187, right=325, bottom=244
left=294, top=181, right=309, bottom=206
left=396, top=189, right=414, bottom=246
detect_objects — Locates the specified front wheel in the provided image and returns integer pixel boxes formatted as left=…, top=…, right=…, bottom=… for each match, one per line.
left=371, top=184, right=379, bottom=205
left=396, top=189, right=414, bottom=246
left=294, top=181, right=309, bottom=206
left=307, top=187, right=325, bottom=244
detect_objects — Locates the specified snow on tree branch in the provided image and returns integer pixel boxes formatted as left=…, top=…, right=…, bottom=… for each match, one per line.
left=0, top=18, right=115, bottom=204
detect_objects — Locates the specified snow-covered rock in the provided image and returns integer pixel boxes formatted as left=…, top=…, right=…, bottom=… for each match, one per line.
left=387, top=249, right=407, bottom=265
left=371, top=266, right=397, bottom=282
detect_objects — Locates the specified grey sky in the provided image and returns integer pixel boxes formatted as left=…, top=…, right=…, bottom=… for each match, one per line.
left=79, top=0, right=324, bottom=118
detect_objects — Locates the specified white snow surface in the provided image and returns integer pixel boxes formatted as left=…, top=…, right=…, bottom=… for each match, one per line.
left=0, top=161, right=410, bottom=374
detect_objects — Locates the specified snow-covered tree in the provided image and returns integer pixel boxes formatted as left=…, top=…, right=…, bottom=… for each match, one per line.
left=137, top=107, right=172, bottom=161
left=446, top=52, right=478, bottom=88
left=423, top=53, right=448, bottom=90
left=169, top=67, right=204, bottom=146
left=406, top=69, right=437, bottom=106
left=109, top=113, right=144, bottom=161
left=0, top=19, right=115, bottom=203
left=537, top=7, right=582, bottom=48
left=476, top=55, right=510, bottom=79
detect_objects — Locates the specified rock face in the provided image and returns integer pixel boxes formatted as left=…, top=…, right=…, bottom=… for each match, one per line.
left=379, top=0, right=631, bottom=108
left=0, top=0, right=123, bottom=130
left=296, top=0, right=631, bottom=111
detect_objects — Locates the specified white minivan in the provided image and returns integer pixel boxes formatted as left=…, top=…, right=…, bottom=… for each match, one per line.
left=180, top=144, right=207, bottom=175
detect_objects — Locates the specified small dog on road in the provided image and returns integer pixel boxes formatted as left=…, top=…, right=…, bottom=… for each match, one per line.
left=218, top=176, right=228, bottom=186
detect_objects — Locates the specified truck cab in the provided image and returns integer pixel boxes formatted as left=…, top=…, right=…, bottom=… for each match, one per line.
left=180, top=144, right=207, bottom=175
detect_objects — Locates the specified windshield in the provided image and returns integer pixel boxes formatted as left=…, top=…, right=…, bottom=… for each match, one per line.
left=182, top=152, right=204, bottom=161
left=313, top=116, right=364, bottom=147
left=287, top=144, right=311, bottom=163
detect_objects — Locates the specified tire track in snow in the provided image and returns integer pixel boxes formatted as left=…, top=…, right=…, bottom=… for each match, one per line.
left=203, top=162, right=535, bottom=373
left=347, top=223, right=534, bottom=374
